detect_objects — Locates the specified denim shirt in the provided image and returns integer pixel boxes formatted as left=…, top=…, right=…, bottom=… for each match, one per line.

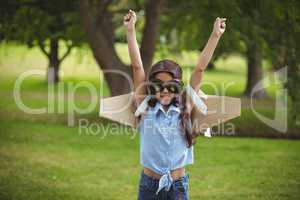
left=138, top=102, right=194, bottom=195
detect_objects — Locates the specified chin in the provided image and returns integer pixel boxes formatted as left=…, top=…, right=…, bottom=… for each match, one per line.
left=159, top=98, right=172, bottom=106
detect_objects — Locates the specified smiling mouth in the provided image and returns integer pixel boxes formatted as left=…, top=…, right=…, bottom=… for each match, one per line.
left=160, top=93, right=170, bottom=98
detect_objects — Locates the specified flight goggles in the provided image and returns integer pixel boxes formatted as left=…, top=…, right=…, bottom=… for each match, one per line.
left=147, top=79, right=184, bottom=94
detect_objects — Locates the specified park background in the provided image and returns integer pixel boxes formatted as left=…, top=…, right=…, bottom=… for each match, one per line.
left=0, top=0, right=300, bottom=199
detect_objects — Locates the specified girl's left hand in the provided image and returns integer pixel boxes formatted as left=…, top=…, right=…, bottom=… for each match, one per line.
left=212, top=17, right=226, bottom=37
left=123, top=10, right=137, bottom=30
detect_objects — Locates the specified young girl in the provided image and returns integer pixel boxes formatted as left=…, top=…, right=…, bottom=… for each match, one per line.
left=124, top=10, right=226, bottom=200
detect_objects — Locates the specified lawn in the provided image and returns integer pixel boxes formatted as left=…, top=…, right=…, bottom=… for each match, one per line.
left=0, top=119, right=299, bottom=200
left=0, top=42, right=299, bottom=199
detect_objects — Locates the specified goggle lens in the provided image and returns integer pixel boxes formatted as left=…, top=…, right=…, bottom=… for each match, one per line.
left=147, top=79, right=183, bottom=94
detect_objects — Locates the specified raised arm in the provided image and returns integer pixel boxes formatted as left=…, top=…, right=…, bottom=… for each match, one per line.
left=190, top=17, right=226, bottom=91
left=124, top=10, right=146, bottom=106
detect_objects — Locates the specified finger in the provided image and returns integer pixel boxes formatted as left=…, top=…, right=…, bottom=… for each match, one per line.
left=129, top=10, right=135, bottom=16
left=130, top=9, right=135, bottom=14
left=125, top=16, right=130, bottom=22
left=221, top=22, right=226, bottom=28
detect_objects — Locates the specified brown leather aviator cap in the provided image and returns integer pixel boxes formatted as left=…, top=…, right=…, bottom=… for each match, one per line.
left=148, top=59, right=183, bottom=80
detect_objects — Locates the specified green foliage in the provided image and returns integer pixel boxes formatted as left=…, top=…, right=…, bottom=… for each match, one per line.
left=263, top=0, right=300, bottom=127
left=0, top=0, right=85, bottom=49
left=161, top=0, right=300, bottom=127
left=1, top=0, right=300, bottom=126
left=160, top=0, right=242, bottom=57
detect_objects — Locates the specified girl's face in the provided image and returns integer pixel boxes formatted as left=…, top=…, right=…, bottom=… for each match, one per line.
left=154, top=72, right=175, bottom=106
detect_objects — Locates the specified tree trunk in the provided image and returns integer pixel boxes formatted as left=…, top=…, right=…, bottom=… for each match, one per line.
left=47, top=38, right=60, bottom=84
left=243, top=44, right=268, bottom=98
left=273, top=45, right=286, bottom=70
left=140, top=0, right=164, bottom=72
left=79, top=0, right=164, bottom=96
left=286, top=47, right=299, bottom=125
left=79, top=0, right=131, bottom=96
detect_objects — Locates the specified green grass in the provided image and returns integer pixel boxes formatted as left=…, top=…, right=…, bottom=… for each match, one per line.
left=0, top=42, right=278, bottom=97
left=0, top=119, right=299, bottom=200
left=0, top=42, right=299, bottom=199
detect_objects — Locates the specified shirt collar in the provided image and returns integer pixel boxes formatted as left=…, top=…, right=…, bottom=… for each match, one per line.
left=152, top=102, right=181, bottom=115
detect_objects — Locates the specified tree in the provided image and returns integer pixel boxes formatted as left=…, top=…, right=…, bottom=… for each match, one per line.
left=264, top=0, right=300, bottom=127
left=234, top=0, right=271, bottom=98
left=0, top=0, right=85, bottom=84
left=79, top=0, right=164, bottom=96
left=161, top=0, right=272, bottom=98
left=159, top=0, right=242, bottom=68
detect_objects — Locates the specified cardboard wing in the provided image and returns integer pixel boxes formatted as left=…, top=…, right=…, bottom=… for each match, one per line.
left=99, top=92, right=137, bottom=128
left=99, top=92, right=241, bottom=131
left=190, top=95, right=241, bottom=133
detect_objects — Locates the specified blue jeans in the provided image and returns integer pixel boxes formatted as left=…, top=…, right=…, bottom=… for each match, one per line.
left=138, top=170, right=190, bottom=200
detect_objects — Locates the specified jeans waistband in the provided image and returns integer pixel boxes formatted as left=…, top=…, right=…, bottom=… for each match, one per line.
left=139, top=169, right=190, bottom=193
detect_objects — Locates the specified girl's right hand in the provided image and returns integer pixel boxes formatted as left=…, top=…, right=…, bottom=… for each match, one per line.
left=123, top=10, right=137, bottom=30
left=212, top=17, right=226, bottom=37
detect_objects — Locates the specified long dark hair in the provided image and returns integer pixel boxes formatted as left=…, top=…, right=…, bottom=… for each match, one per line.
left=145, top=60, right=200, bottom=148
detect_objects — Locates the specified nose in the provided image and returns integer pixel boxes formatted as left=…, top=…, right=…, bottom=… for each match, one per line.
left=162, top=87, right=169, bottom=93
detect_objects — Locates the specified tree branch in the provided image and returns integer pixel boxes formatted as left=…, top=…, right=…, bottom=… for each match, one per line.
left=79, top=0, right=125, bottom=69
left=38, top=41, right=50, bottom=58
left=140, top=0, right=164, bottom=70
left=58, top=43, right=73, bottom=64
left=79, top=0, right=131, bottom=95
